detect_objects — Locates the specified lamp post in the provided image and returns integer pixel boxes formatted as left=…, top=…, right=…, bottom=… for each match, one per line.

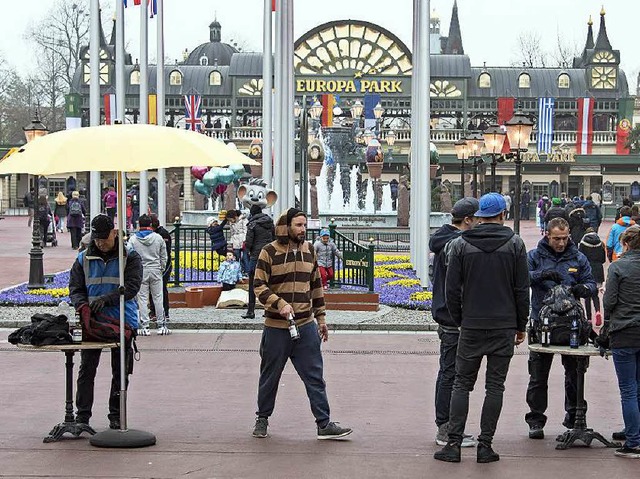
left=295, top=98, right=323, bottom=214
left=373, top=102, right=384, bottom=137
left=465, top=132, right=484, bottom=198
left=24, top=112, right=49, bottom=289
left=454, top=138, right=469, bottom=200
left=482, top=124, right=506, bottom=192
left=385, top=129, right=396, bottom=160
left=504, top=110, right=534, bottom=234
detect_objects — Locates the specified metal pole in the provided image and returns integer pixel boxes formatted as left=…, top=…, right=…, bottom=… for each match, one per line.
left=514, top=154, right=522, bottom=234
left=156, top=0, right=166, bottom=225
left=300, top=96, right=309, bottom=214
left=27, top=177, right=44, bottom=289
left=89, top=0, right=101, bottom=219
left=115, top=0, right=125, bottom=121
left=460, top=160, right=465, bottom=200
left=283, top=0, right=295, bottom=210
left=472, top=156, right=478, bottom=198
left=491, top=156, right=497, bottom=192
left=139, top=0, right=149, bottom=222
left=262, top=0, right=273, bottom=187
left=272, top=1, right=282, bottom=208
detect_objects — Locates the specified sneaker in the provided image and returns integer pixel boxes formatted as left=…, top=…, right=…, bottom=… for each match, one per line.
left=615, top=446, right=640, bottom=458
left=137, top=327, right=150, bottom=336
left=252, top=417, right=268, bottom=438
left=477, top=443, right=500, bottom=463
left=157, top=326, right=172, bottom=335
left=75, top=416, right=89, bottom=425
left=461, top=434, right=477, bottom=448
left=594, top=311, right=603, bottom=327
left=109, top=418, right=121, bottom=430
left=529, top=425, right=544, bottom=439
left=435, top=423, right=449, bottom=446
left=241, top=312, right=255, bottom=319
left=317, top=421, right=353, bottom=440
left=434, top=441, right=461, bottom=463
left=613, top=430, right=627, bottom=441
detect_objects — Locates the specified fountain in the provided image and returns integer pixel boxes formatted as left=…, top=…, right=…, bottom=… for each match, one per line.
left=380, top=184, right=393, bottom=213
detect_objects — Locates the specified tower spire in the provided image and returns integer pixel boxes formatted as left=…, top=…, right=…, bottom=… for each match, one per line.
left=584, top=16, right=594, bottom=51
left=595, top=7, right=612, bottom=50
left=443, top=0, right=464, bottom=54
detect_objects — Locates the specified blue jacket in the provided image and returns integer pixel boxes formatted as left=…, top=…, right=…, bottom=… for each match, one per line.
left=217, top=259, right=242, bottom=285
left=528, top=238, right=596, bottom=321
left=606, top=216, right=636, bottom=261
left=69, top=241, right=142, bottom=328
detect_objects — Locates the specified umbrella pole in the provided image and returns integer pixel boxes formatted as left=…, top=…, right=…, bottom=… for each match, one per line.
left=90, top=170, right=156, bottom=448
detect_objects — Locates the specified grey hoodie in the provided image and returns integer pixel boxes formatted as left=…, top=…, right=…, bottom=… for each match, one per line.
left=128, top=230, right=167, bottom=274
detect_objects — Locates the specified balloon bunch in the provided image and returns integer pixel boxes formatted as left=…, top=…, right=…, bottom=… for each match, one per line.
left=192, top=163, right=245, bottom=197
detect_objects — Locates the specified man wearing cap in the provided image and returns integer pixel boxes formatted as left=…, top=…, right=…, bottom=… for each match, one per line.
left=434, top=193, right=530, bottom=463
left=430, top=197, right=480, bottom=448
left=251, top=208, right=352, bottom=441
left=68, top=214, right=143, bottom=430
left=544, top=197, right=569, bottom=225
left=313, top=227, right=343, bottom=290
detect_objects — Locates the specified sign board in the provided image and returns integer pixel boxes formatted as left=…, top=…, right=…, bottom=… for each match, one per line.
left=343, top=251, right=370, bottom=269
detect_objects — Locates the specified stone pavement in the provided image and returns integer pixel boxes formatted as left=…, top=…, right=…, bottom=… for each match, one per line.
left=0, top=329, right=633, bottom=478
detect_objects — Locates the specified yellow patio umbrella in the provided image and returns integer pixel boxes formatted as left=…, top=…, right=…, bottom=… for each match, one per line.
left=0, top=123, right=258, bottom=175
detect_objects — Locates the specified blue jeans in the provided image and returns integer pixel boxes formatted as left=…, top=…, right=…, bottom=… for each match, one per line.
left=612, top=347, right=640, bottom=448
left=234, top=248, right=250, bottom=274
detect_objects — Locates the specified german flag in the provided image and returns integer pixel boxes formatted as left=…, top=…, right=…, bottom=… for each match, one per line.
left=320, top=94, right=335, bottom=127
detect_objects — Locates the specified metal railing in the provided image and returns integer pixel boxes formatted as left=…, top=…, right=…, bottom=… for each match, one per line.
left=358, top=232, right=411, bottom=252
left=168, top=220, right=375, bottom=291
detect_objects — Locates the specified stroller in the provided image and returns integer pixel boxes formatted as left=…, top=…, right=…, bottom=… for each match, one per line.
left=44, top=214, right=58, bottom=247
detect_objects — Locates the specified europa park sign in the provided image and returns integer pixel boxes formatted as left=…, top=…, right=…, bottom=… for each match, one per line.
left=296, top=78, right=404, bottom=94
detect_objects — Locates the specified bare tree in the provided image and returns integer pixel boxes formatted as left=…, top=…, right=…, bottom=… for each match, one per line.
left=551, top=32, right=580, bottom=68
left=0, top=56, right=34, bottom=144
left=511, top=31, right=547, bottom=68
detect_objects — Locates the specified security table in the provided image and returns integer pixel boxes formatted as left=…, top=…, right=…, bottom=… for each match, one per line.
left=17, top=342, right=118, bottom=443
left=528, top=343, right=621, bottom=450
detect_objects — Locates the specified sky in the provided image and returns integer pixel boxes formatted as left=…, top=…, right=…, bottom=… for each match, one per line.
left=1, top=0, right=638, bottom=88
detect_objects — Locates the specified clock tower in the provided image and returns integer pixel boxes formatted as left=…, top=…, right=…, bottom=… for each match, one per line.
left=585, top=8, right=620, bottom=90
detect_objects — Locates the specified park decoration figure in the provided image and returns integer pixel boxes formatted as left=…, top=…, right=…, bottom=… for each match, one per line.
left=248, top=139, right=263, bottom=178
left=430, top=142, right=440, bottom=179
left=366, top=138, right=384, bottom=179
left=237, top=178, right=278, bottom=211
left=308, top=139, right=325, bottom=177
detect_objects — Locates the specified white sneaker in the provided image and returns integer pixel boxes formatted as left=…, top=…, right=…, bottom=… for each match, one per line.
left=137, top=328, right=150, bottom=336
left=157, top=326, right=172, bottom=335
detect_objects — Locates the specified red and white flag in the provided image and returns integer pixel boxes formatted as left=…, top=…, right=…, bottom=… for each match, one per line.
left=576, top=97, right=594, bottom=154
left=497, top=97, right=515, bottom=153
left=104, top=93, right=116, bottom=125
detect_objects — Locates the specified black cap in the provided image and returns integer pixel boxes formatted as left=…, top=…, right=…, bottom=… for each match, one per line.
left=451, top=197, right=479, bottom=219
left=90, top=214, right=114, bottom=240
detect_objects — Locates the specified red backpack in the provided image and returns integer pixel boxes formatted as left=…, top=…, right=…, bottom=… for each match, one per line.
left=78, top=304, right=134, bottom=343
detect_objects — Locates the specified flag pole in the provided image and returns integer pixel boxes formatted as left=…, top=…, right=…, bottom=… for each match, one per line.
left=139, top=0, right=150, bottom=223
left=156, top=0, right=166, bottom=225
left=262, top=0, right=273, bottom=188
left=89, top=0, right=101, bottom=220
left=272, top=1, right=282, bottom=209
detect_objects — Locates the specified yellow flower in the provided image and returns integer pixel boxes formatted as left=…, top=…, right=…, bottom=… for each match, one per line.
left=384, top=278, right=421, bottom=287
left=377, top=262, right=414, bottom=271
left=374, top=254, right=411, bottom=263
left=26, top=287, right=70, bottom=298
left=409, top=291, right=433, bottom=301
left=177, top=251, right=220, bottom=272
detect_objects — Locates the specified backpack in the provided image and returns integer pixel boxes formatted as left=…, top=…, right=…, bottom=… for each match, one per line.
left=77, top=304, right=134, bottom=343
left=69, top=200, right=83, bottom=217
left=38, top=204, right=50, bottom=223
left=535, top=285, right=591, bottom=346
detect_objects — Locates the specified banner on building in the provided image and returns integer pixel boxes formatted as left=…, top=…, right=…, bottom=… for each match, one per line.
left=104, top=93, right=116, bottom=125
left=497, top=97, right=515, bottom=153
left=320, top=94, right=335, bottom=127
left=616, top=97, right=634, bottom=155
left=184, top=94, right=203, bottom=131
left=363, top=93, right=381, bottom=132
left=576, top=97, right=594, bottom=154
left=65, top=94, right=82, bottom=130
left=537, top=97, right=555, bottom=154
left=148, top=94, right=157, bottom=125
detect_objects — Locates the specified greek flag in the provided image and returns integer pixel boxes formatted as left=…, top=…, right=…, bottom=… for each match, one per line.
left=537, top=97, right=554, bottom=154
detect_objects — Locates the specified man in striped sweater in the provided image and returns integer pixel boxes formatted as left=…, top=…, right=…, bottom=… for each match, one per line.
left=251, top=207, right=352, bottom=440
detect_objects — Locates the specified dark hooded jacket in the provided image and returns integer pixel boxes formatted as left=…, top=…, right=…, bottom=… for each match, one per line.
left=568, top=207, right=588, bottom=244
left=245, top=212, right=275, bottom=260
left=428, top=224, right=462, bottom=330
left=528, top=238, right=596, bottom=322
left=445, top=223, right=530, bottom=332
left=582, top=199, right=602, bottom=230
left=578, top=231, right=606, bottom=283
left=544, top=205, right=568, bottom=223
left=253, top=208, right=325, bottom=329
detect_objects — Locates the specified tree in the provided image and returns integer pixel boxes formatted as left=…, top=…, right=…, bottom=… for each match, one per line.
left=551, top=32, right=580, bottom=68
left=512, top=32, right=547, bottom=68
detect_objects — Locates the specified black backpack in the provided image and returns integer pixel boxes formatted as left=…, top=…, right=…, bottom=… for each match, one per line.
left=69, top=200, right=83, bottom=217
left=535, top=285, right=591, bottom=346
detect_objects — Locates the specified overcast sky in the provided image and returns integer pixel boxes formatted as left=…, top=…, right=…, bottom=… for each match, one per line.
left=2, top=0, right=638, bottom=88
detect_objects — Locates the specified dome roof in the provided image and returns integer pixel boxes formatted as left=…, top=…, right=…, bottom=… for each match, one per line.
left=184, top=18, right=238, bottom=66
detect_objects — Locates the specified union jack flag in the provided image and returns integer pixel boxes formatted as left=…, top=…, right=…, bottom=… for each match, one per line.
left=184, top=95, right=203, bottom=132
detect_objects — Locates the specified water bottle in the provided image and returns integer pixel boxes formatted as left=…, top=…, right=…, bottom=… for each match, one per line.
left=541, top=317, right=550, bottom=347
left=288, top=314, right=300, bottom=341
left=569, top=317, right=580, bottom=349
left=57, top=301, right=71, bottom=320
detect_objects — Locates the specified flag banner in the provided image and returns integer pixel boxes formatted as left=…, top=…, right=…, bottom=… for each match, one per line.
left=497, top=97, right=515, bottom=153
left=148, top=94, right=157, bottom=125
left=133, top=0, right=142, bottom=4
left=616, top=98, right=634, bottom=155
left=272, top=0, right=276, bottom=11
left=150, top=0, right=157, bottom=17
left=104, top=93, right=116, bottom=125
left=537, top=97, right=554, bottom=154
left=320, top=94, right=335, bottom=127
left=65, top=117, right=82, bottom=130
left=184, top=94, right=203, bottom=131
left=576, top=97, right=594, bottom=154
left=364, top=93, right=381, bottom=131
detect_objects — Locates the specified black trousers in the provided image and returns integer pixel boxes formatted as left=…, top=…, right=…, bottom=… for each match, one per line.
left=246, top=257, right=258, bottom=314
left=256, top=323, right=330, bottom=427
left=75, top=346, right=133, bottom=423
left=448, top=328, right=516, bottom=446
left=525, top=352, right=583, bottom=428
left=69, top=227, right=83, bottom=249
left=434, top=328, right=459, bottom=427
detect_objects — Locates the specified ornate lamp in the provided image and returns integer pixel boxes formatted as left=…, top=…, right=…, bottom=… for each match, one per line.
left=505, top=110, right=534, bottom=234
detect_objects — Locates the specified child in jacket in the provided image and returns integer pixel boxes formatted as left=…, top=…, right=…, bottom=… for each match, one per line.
left=217, top=251, right=243, bottom=291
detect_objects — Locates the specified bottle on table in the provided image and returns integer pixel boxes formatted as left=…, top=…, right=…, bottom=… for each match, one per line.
left=541, top=316, right=550, bottom=347
left=569, top=317, right=580, bottom=349
left=69, top=310, right=83, bottom=344
left=288, top=313, right=300, bottom=341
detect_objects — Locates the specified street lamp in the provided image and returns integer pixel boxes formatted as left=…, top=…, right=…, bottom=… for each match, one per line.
left=23, top=111, right=49, bottom=289
left=350, top=100, right=364, bottom=119
left=465, top=132, right=484, bottom=198
left=296, top=97, right=323, bottom=214
left=505, top=110, right=534, bottom=234
left=482, top=124, right=506, bottom=192
left=373, top=102, right=384, bottom=137
left=385, top=129, right=396, bottom=161
left=454, top=138, right=469, bottom=200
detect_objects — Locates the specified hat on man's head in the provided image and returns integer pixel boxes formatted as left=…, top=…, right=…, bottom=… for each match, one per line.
left=475, top=193, right=507, bottom=218
left=320, top=228, right=330, bottom=237
left=552, top=197, right=562, bottom=206
left=90, top=214, right=114, bottom=240
left=451, top=197, right=479, bottom=219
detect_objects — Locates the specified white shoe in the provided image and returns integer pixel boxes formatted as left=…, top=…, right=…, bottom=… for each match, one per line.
left=137, top=327, right=150, bottom=336
left=157, top=326, right=172, bottom=335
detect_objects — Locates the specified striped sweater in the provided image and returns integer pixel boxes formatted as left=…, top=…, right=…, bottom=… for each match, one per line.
left=254, top=210, right=326, bottom=329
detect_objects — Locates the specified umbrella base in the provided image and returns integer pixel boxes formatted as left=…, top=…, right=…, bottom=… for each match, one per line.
left=90, top=428, right=156, bottom=448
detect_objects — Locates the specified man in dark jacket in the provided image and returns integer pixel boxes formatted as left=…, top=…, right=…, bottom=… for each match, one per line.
left=435, top=193, right=530, bottom=464
left=544, top=197, right=569, bottom=224
left=525, top=217, right=596, bottom=439
left=582, top=194, right=603, bottom=232
left=429, top=197, right=479, bottom=448
left=69, top=214, right=143, bottom=430
left=242, top=205, right=275, bottom=319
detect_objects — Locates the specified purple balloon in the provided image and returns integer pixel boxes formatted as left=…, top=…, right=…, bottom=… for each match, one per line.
left=215, top=184, right=227, bottom=195
left=191, top=166, right=209, bottom=180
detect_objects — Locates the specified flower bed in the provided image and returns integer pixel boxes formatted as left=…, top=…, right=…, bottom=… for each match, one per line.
left=0, top=254, right=432, bottom=310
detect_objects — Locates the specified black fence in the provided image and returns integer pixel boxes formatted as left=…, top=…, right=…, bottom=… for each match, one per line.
left=358, top=232, right=410, bottom=252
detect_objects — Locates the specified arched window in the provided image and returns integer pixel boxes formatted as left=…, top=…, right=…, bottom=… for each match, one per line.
left=518, top=73, right=531, bottom=88
left=209, top=71, right=222, bottom=86
left=558, top=73, right=570, bottom=89
left=199, top=56, right=209, bottom=66
left=130, top=70, right=141, bottom=85
left=478, top=72, right=491, bottom=88
left=169, top=70, right=182, bottom=86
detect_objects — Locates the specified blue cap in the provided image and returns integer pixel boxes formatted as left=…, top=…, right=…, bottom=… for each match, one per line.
left=320, top=228, right=330, bottom=237
left=475, top=193, right=507, bottom=218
